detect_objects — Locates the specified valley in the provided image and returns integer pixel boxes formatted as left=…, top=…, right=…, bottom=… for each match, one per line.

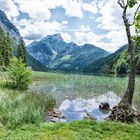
left=0, top=1, right=140, bottom=139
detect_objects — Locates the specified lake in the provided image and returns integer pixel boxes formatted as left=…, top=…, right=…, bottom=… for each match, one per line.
left=29, top=72, right=140, bottom=120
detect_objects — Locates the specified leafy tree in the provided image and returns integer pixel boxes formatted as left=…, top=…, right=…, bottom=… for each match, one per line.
left=7, top=57, right=32, bottom=90
left=109, top=0, right=140, bottom=122
left=113, top=50, right=130, bottom=75
left=117, top=0, right=140, bottom=107
left=116, top=61, right=129, bottom=74
left=17, top=37, right=27, bottom=64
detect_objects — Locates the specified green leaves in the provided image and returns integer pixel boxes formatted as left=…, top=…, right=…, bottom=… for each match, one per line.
left=17, top=38, right=27, bottom=64
left=0, top=27, right=13, bottom=70
left=134, top=12, right=140, bottom=34
left=7, top=57, right=32, bottom=90
left=128, top=0, right=138, bottom=8
left=132, top=11, right=140, bottom=47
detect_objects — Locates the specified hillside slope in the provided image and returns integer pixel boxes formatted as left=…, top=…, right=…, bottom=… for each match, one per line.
left=84, top=45, right=140, bottom=75
left=83, top=45, right=128, bottom=74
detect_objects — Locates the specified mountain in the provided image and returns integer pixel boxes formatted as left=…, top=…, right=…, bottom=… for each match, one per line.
left=0, top=10, right=47, bottom=71
left=83, top=45, right=128, bottom=74
left=27, top=34, right=109, bottom=72
left=26, top=52, right=48, bottom=71
left=83, top=44, right=140, bottom=75
left=0, top=10, right=21, bottom=55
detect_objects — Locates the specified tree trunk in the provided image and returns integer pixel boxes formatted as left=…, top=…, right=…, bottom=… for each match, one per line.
left=119, top=10, right=137, bottom=107
left=108, top=1, right=140, bottom=122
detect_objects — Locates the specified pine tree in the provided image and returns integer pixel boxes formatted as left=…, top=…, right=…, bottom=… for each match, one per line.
left=4, top=33, right=13, bottom=67
left=0, top=27, right=13, bottom=70
left=17, top=38, right=27, bottom=64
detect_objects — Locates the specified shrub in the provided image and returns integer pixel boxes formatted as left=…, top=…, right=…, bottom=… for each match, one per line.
left=7, top=57, right=32, bottom=90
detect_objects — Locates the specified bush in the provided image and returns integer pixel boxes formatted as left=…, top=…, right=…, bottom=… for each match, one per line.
left=7, top=57, right=32, bottom=90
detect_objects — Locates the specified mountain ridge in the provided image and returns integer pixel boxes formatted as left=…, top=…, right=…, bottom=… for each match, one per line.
left=27, top=34, right=109, bottom=72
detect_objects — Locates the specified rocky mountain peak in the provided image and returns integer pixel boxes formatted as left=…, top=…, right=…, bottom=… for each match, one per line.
left=50, top=33, right=63, bottom=41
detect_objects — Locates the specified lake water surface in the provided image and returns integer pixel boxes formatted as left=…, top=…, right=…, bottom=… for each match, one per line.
left=30, top=83, right=121, bottom=121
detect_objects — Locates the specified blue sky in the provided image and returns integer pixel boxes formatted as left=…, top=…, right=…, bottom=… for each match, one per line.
left=0, top=0, right=132, bottom=52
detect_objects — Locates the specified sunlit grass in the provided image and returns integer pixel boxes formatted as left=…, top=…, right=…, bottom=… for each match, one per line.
left=0, top=120, right=140, bottom=140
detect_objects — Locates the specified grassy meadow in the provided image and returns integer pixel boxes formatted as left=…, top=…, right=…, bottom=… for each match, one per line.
left=0, top=71, right=140, bottom=139
left=1, top=120, right=140, bottom=140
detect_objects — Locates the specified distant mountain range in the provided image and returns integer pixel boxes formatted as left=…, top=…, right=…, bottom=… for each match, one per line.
left=2, top=9, right=138, bottom=75
left=27, top=34, right=109, bottom=72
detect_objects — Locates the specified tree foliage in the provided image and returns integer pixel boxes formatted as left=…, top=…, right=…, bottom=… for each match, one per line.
left=0, top=27, right=13, bottom=70
left=17, top=37, right=27, bottom=64
left=7, top=57, right=32, bottom=90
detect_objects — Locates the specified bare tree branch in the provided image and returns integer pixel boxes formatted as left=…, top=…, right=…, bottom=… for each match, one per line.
left=121, top=0, right=126, bottom=7
left=118, top=0, right=126, bottom=9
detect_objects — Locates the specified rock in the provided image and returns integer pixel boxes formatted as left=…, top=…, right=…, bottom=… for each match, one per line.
left=47, top=108, right=66, bottom=123
left=108, top=105, right=140, bottom=123
left=133, top=111, right=139, bottom=116
left=99, top=102, right=110, bottom=114
left=83, top=113, right=96, bottom=120
left=99, top=102, right=110, bottom=110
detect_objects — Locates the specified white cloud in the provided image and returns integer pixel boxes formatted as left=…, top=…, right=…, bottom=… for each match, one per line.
left=101, top=30, right=127, bottom=52
left=75, top=29, right=127, bottom=52
left=97, top=0, right=123, bottom=30
left=61, top=21, right=68, bottom=25
left=61, top=33, right=71, bottom=42
left=79, top=25, right=90, bottom=32
left=14, top=0, right=51, bottom=21
left=0, top=0, right=19, bottom=19
left=18, top=19, right=63, bottom=43
left=14, top=0, right=84, bottom=19
left=75, top=31, right=104, bottom=46
left=62, top=0, right=83, bottom=18
left=82, top=3, right=98, bottom=14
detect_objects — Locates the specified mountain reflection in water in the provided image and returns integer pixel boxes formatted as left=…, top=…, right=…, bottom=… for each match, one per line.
left=59, top=92, right=121, bottom=121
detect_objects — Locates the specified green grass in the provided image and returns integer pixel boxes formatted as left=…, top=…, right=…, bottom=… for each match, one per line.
left=32, top=72, right=140, bottom=94
left=0, top=120, right=140, bottom=140
left=0, top=89, right=56, bottom=128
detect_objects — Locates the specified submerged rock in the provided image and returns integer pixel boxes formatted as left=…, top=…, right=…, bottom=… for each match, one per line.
left=47, top=109, right=67, bottom=123
left=83, top=113, right=96, bottom=120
